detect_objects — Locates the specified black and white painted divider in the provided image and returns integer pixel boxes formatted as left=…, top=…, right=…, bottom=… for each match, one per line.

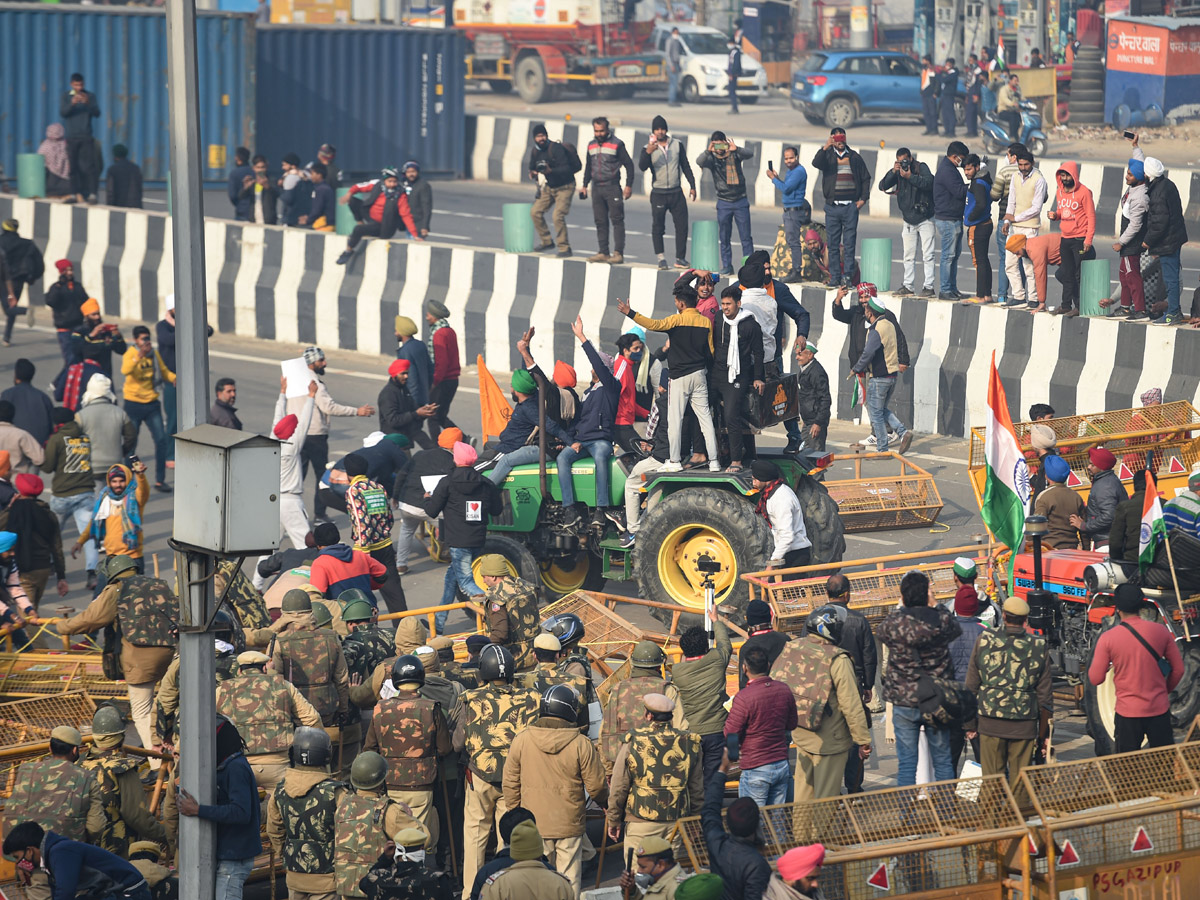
left=468, top=113, right=1197, bottom=238
left=4, top=194, right=1197, bottom=442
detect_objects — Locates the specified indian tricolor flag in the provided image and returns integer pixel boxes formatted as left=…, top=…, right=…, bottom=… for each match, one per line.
left=980, top=352, right=1031, bottom=552
left=1139, top=470, right=1167, bottom=570
left=997, top=36, right=1007, bottom=69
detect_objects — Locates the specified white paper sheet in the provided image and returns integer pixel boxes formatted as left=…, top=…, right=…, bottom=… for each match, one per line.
left=421, top=475, right=445, bottom=493
left=281, top=357, right=315, bottom=398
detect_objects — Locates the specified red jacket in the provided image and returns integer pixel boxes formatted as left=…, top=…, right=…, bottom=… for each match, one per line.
left=347, top=180, right=419, bottom=236
left=307, top=543, right=387, bottom=599
left=613, top=356, right=649, bottom=426
left=431, top=325, right=461, bottom=386
left=1051, top=162, right=1095, bottom=245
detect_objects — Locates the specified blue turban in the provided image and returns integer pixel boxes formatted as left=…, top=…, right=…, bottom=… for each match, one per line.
left=1128, top=158, right=1145, bottom=182
left=1043, top=454, right=1071, bottom=484
left=0, top=532, right=16, bottom=554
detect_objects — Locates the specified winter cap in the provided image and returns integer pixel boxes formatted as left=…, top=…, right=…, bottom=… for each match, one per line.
left=14, top=474, right=43, bottom=497
left=362, top=431, right=385, bottom=448
left=508, top=820, right=543, bottom=861
left=953, top=557, right=978, bottom=579
left=1141, top=387, right=1163, bottom=406
left=746, top=598, right=772, bottom=626
left=1114, top=582, right=1148, bottom=613
left=343, top=454, right=369, bottom=478
left=511, top=369, right=537, bottom=395
left=303, top=346, right=325, bottom=365
left=477, top=554, right=509, bottom=577
left=1003, top=596, right=1030, bottom=616
left=425, top=298, right=450, bottom=320
left=751, top=459, right=782, bottom=482
left=1088, top=447, right=1117, bottom=470
left=403, top=160, right=420, bottom=173
left=1144, top=157, right=1165, bottom=180
left=1005, top=234, right=1028, bottom=254
left=273, top=414, right=299, bottom=440
left=553, top=361, right=577, bottom=389
left=1, top=220, right=17, bottom=233
left=1043, top=454, right=1071, bottom=483
left=534, top=633, right=561, bottom=651
left=388, top=358, right=411, bottom=377
left=652, top=115, right=668, bottom=132
left=282, top=152, right=301, bottom=167
left=50, top=725, right=84, bottom=747
left=726, top=797, right=760, bottom=837
left=55, top=259, right=72, bottom=273
left=452, top=442, right=477, bottom=466
left=531, top=122, right=548, bottom=138
left=1189, top=470, right=1200, bottom=490
left=82, top=374, right=115, bottom=404
left=801, top=342, right=817, bottom=353
left=0, top=532, right=15, bottom=554
left=319, top=143, right=336, bottom=155
left=1030, top=424, right=1057, bottom=450
left=437, top=427, right=463, bottom=449
left=954, top=585, right=981, bottom=616
left=676, top=874, right=725, bottom=900
left=1127, top=158, right=1145, bottom=181
left=165, top=293, right=176, bottom=311
left=394, top=315, right=418, bottom=337
left=393, top=826, right=428, bottom=848
left=80, top=298, right=100, bottom=316
left=778, top=844, right=825, bottom=882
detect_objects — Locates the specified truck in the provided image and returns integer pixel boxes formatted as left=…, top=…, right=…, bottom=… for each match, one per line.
left=453, top=0, right=667, bottom=102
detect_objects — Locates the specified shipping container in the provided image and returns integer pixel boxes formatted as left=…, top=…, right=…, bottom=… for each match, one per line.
left=0, top=3, right=255, bottom=183
left=255, top=25, right=466, bottom=179
left=1105, top=15, right=1200, bottom=128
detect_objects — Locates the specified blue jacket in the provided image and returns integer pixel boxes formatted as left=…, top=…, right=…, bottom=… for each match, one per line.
left=948, top=615, right=985, bottom=682
left=396, top=338, right=432, bottom=407
left=198, top=752, right=263, bottom=861
left=43, top=831, right=145, bottom=900
left=497, top=386, right=572, bottom=453
left=933, top=156, right=968, bottom=221
left=771, top=164, right=808, bottom=208
left=228, top=164, right=254, bottom=219
left=570, top=341, right=621, bottom=443
left=964, top=171, right=993, bottom=228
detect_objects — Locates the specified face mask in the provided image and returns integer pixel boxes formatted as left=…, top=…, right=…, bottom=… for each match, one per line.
left=1061, top=178, right=1075, bottom=189
left=630, top=351, right=644, bottom=363
left=634, top=873, right=654, bottom=890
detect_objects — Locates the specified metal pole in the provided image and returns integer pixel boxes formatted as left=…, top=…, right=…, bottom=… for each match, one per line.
left=165, top=0, right=216, bottom=896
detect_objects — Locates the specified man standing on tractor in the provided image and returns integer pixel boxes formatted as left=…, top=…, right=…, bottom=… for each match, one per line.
left=477, top=553, right=540, bottom=671
left=711, top=285, right=764, bottom=475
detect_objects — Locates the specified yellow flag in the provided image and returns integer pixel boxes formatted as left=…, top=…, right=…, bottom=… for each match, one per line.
left=478, top=355, right=513, bottom=443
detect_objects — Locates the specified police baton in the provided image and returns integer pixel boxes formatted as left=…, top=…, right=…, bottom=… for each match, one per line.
left=595, top=823, right=610, bottom=891
left=623, top=847, right=635, bottom=900
left=439, top=764, right=458, bottom=879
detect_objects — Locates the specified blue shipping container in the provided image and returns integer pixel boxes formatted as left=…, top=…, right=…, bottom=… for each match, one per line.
left=255, top=25, right=466, bottom=178
left=0, top=3, right=254, bottom=183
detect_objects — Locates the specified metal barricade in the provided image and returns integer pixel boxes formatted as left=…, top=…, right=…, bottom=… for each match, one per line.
left=0, top=691, right=97, bottom=751
left=823, top=452, right=944, bottom=532
left=0, top=653, right=125, bottom=702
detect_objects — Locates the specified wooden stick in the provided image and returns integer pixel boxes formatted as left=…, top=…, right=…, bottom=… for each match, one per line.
left=1164, top=536, right=1193, bottom=643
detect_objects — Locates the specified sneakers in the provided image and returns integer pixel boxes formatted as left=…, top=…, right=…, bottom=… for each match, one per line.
left=556, top=247, right=573, bottom=258
left=608, top=252, right=624, bottom=265
left=396, top=566, right=409, bottom=575
left=658, top=259, right=669, bottom=270
left=335, top=250, right=353, bottom=265
left=675, top=258, right=690, bottom=269
left=562, top=506, right=583, bottom=528
left=587, top=252, right=609, bottom=263
left=918, top=288, right=935, bottom=298
left=937, top=293, right=959, bottom=301
left=708, top=461, right=722, bottom=472
left=1004, top=297, right=1026, bottom=307
left=659, top=460, right=683, bottom=472
left=896, top=431, right=914, bottom=455
left=618, top=532, right=637, bottom=549
left=783, top=436, right=801, bottom=454
left=1126, top=310, right=1149, bottom=321
left=894, top=286, right=914, bottom=296
left=1153, top=314, right=1182, bottom=325
left=536, top=242, right=555, bottom=252
left=602, top=508, right=625, bottom=529
left=719, top=266, right=734, bottom=276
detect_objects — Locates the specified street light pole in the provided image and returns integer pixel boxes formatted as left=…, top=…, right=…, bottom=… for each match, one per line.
left=165, top=0, right=216, bottom=896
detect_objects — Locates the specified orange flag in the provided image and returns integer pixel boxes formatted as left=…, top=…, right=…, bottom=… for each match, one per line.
left=478, top=355, right=513, bottom=442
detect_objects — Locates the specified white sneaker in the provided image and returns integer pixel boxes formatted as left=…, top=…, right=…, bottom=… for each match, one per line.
left=659, top=460, right=683, bottom=472
left=708, top=461, right=722, bottom=472
left=863, top=433, right=878, bottom=446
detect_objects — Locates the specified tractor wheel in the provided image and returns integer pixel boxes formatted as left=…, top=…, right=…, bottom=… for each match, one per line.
left=538, top=552, right=605, bottom=599
left=1169, top=640, right=1200, bottom=729
left=458, top=536, right=543, bottom=604
left=792, top=476, right=846, bottom=567
left=635, top=487, right=770, bottom=627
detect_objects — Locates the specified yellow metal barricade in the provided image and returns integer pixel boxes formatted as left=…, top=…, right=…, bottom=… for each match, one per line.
left=0, top=691, right=97, bottom=751
left=677, top=774, right=1030, bottom=900
left=824, top=452, right=944, bottom=532
left=0, top=652, right=125, bottom=702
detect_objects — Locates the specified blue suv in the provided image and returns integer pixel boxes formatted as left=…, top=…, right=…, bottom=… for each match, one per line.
left=790, top=50, right=963, bottom=129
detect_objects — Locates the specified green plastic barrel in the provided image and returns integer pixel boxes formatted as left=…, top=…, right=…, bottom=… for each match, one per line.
left=1079, top=258, right=1111, bottom=317
left=859, top=238, right=892, bottom=292
left=691, top=221, right=720, bottom=273
left=502, top=203, right=535, bottom=253
left=17, top=154, right=45, bottom=199
left=336, top=188, right=355, bottom=236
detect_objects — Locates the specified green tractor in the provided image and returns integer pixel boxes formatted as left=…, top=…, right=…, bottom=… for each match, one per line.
left=473, top=448, right=846, bottom=623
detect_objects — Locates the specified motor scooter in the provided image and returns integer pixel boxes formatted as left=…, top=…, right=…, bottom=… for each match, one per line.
left=981, top=98, right=1047, bottom=158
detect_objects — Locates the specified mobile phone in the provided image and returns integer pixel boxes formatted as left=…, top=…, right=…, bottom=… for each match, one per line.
left=725, top=733, right=740, bottom=762
left=768, top=160, right=774, bottom=171
left=1124, top=130, right=1136, bottom=140
left=579, top=190, right=586, bottom=200
left=127, top=454, right=140, bottom=466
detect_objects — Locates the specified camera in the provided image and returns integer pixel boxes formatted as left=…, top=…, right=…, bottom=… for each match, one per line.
left=900, top=158, right=911, bottom=172
left=534, top=159, right=549, bottom=172
left=696, top=554, right=722, bottom=574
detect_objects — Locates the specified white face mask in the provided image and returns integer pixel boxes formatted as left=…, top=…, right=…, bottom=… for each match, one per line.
left=215, top=639, right=235, bottom=654
left=394, top=846, right=425, bottom=864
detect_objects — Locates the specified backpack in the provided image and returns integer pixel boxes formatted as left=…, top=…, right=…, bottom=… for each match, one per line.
left=562, top=141, right=583, bottom=174
left=916, top=673, right=977, bottom=728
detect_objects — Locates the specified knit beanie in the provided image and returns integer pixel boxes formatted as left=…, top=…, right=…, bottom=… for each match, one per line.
left=508, top=820, right=543, bottom=861
left=726, top=797, right=759, bottom=837
left=652, top=115, right=668, bottom=132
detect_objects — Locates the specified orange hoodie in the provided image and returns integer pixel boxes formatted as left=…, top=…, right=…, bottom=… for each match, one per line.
left=1052, top=162, right=1095, bottom=245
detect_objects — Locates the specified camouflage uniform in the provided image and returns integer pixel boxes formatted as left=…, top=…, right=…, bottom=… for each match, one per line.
left=334, top=789, right=421, bottom=900
left=597, top=673, right=680, bottom=774
left=451, top=682, right=541, bottom=892
left=483, top=577, right=540, bottom=671
left=215, top=559, right=271, bottom=631
left=358, top=849, right=453, bottom=900
left=267, top=767, right=346, bottom=899
left=772, top=634, right=871, bottom=806
left=606, top=722, right=704, bottom=859
left=519, top=663, right=589, bottom=731
left=965, top=624, right=1052, bottom=807
left=57, top=575, right=178, bottom=759
left=271, top=627, right=354, bottom=778
left=3, top=756, right=105, bottom=842
left=362, top=687, right=453, bottom=850
left=216, top=668, right=323, bottom=792
left=342, top=626, right=396, bottom=688
left=154, top=649, right=238, bottom=746
left=80, top=748, right=169, bottom=857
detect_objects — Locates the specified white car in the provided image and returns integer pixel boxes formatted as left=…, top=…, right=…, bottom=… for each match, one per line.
left=649, top=24, right=768, bottom=103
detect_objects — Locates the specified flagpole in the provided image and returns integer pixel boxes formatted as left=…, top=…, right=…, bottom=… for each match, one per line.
left=1165, top=536, right=1192, bottom=642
